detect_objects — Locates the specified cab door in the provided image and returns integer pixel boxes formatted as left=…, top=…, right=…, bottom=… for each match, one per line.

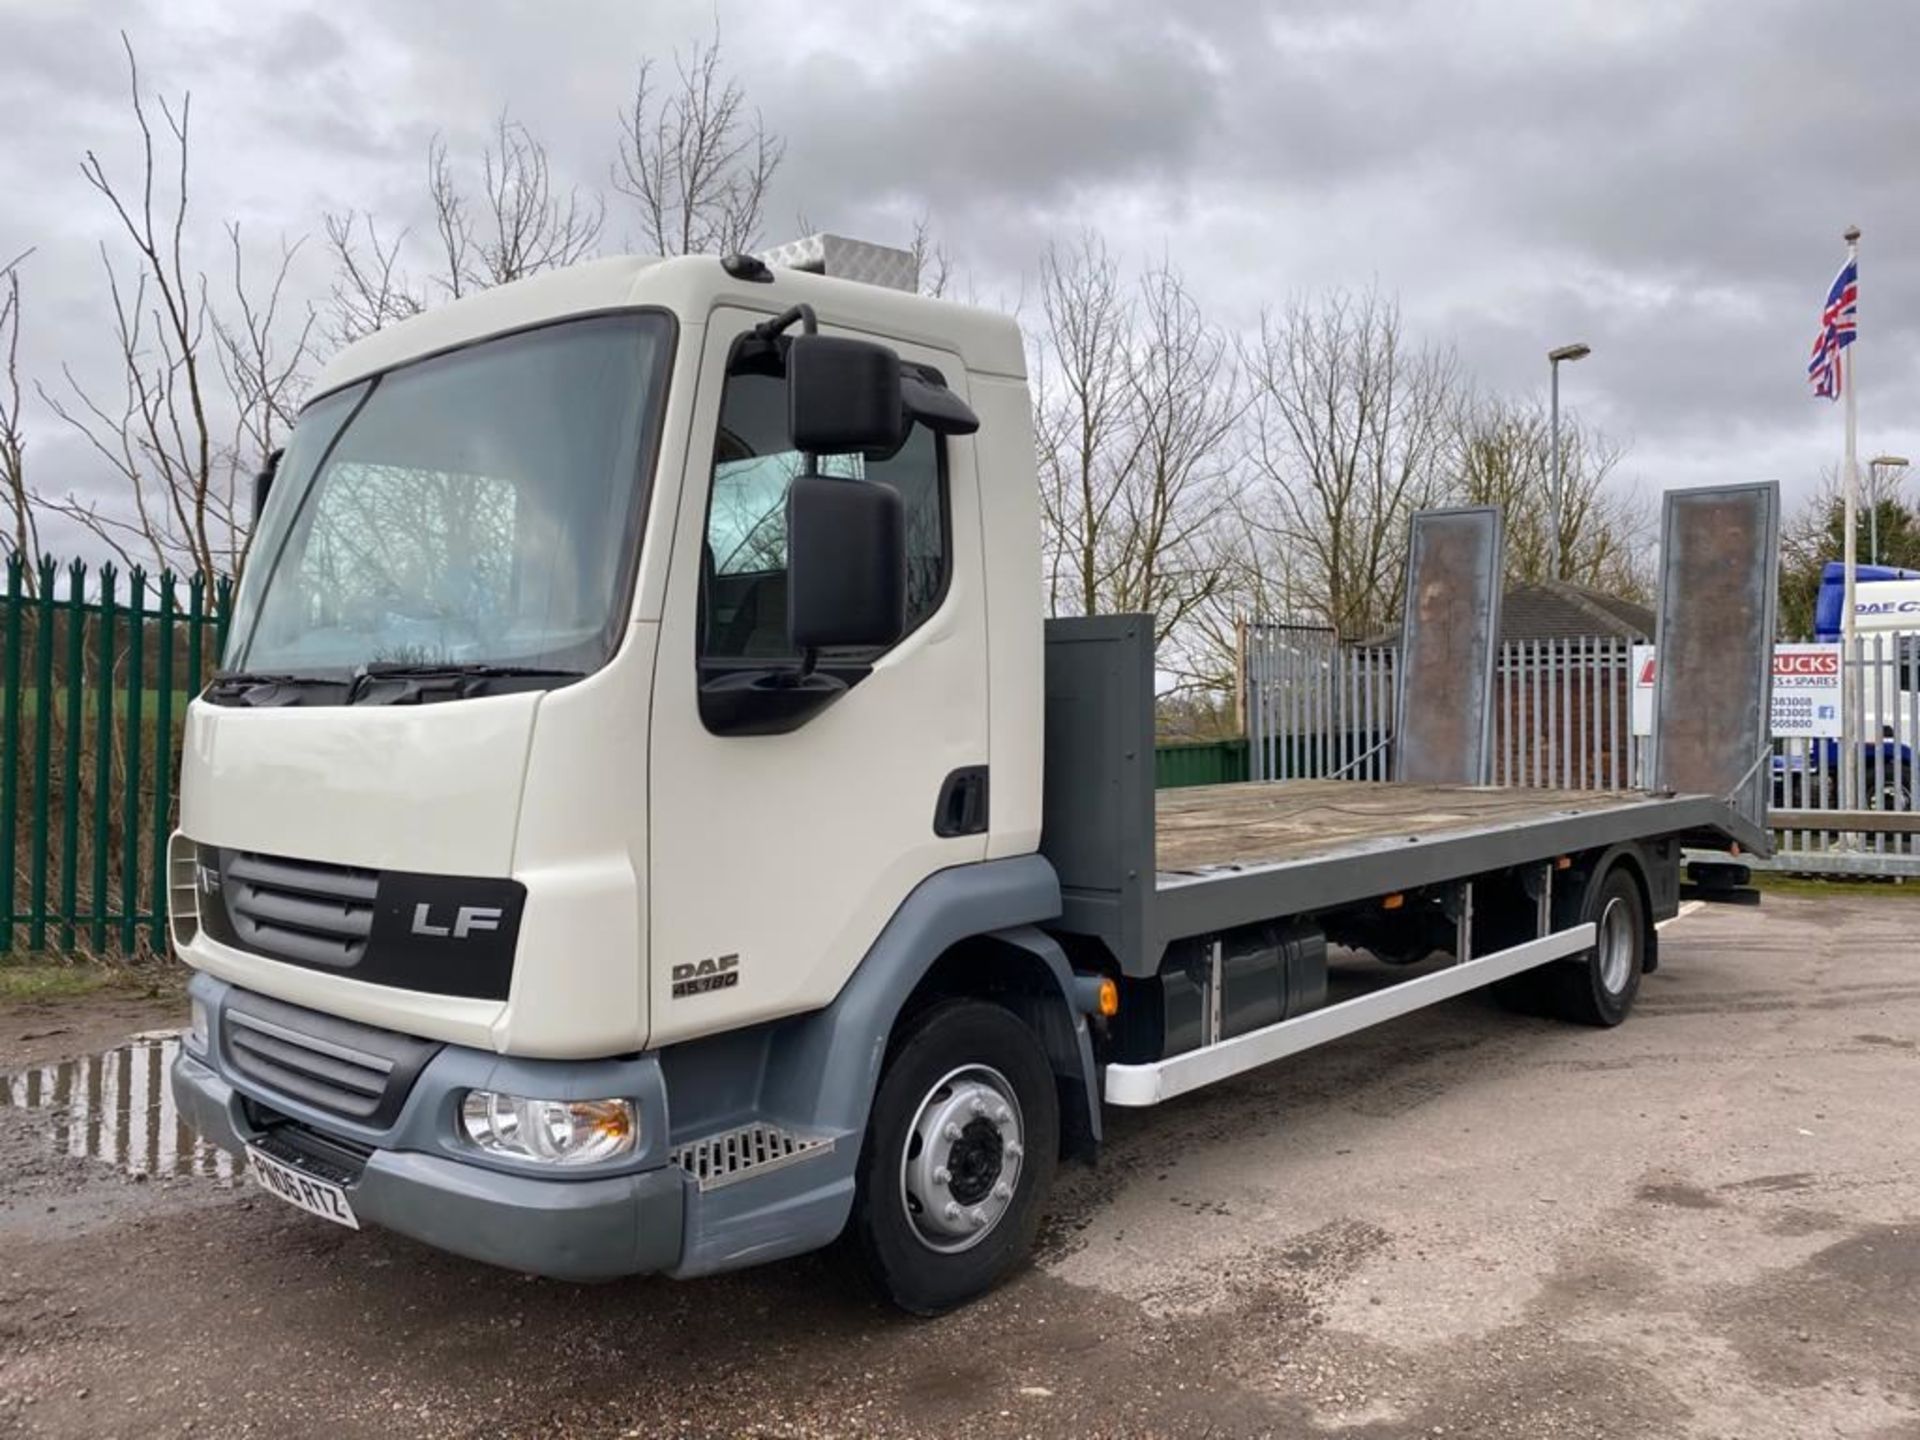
left=646, top=307, right=990, bottom=1045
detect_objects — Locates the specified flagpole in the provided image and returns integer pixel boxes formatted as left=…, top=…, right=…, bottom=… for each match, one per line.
left=1841, top=223, right=1861, bottom=814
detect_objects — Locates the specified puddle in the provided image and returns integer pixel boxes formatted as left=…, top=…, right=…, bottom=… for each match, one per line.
left=0, top=1030, right=235, bottom=1182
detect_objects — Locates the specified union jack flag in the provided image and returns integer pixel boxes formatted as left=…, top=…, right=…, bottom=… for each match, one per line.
left=1807, top=258, right=1858, bottom=400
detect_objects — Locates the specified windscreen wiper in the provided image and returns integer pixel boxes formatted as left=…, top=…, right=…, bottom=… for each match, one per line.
left=347, top=662, right=586, bottom=705
left=358, top=662, right=585, bottom=680
left=205, top=672, right=351, bottom=707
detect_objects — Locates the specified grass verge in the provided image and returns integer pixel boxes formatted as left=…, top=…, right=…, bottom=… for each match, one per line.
left=1752, top=871, right=1920, bottom=901
left=0, top=953, right=184, bottom=1003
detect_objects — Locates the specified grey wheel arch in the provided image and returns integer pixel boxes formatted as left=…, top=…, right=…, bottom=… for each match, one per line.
left=1563, top=841, right=1665, bottom=975
left=756, top=855, right=1098, bottom=1154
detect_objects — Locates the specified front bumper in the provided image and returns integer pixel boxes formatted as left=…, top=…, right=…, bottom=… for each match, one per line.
left=172, top=976, right=685, bottom=1283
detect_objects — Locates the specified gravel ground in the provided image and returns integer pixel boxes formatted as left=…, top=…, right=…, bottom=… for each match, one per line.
left=1, top=889, right=1917, bottom=1439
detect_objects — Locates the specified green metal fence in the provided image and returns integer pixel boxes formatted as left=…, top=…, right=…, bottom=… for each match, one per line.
left=1153, top=738, right=1250, bottom=789
left=1, top=555, right=232, bottom=958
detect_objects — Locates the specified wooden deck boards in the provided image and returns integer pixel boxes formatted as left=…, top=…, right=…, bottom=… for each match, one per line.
left=1154, top=779, right=1644, bottom=875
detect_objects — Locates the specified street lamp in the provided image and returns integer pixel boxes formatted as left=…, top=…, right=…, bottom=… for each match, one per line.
left=1548, top=342, right=1592, bottom=582
left=1867, top=454, right=1909, bottom=566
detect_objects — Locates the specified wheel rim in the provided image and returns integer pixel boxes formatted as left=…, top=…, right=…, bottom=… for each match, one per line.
left=1597, top=894, right=1635, bottom=995
left=899, top=1065, right=1025, bottom=1254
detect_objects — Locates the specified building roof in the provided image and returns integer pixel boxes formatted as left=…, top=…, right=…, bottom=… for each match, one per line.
left=1500, top=580, right=1655, bottom=643
left=1353, top=579, right=1655, bottom=648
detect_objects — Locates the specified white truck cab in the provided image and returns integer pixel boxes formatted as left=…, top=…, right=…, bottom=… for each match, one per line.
left=171, top=240, right=1773, bottom=1312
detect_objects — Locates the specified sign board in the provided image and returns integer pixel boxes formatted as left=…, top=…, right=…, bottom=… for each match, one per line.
left=1630, top=644, right=1655, bottom=737
left=1768, top=643, right=1843, bottom=738
left=1630, top=643, right=1841, bottom=739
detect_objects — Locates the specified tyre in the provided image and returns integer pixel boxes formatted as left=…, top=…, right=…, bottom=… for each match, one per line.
left=1493, top=865, right=1646, bottom=1023
left=1542, top=865, right=1646, bottom=1027
left=849, top=999, right=1059, bottom=1315
left=1872, top=762, right=1913, bottom=813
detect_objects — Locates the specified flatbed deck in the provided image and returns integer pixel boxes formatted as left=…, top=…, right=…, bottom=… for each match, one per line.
left=1155, top=780, right=1650, bottom=875
left=1039, top=615, right=1765, bottom=979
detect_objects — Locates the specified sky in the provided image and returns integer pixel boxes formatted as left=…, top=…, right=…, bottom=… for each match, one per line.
left=2, top=0, right=1917, bottom=561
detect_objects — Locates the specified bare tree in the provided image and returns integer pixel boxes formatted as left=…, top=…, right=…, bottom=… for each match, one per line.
left=326, top=112, right=604, bottom=345
left=615, top=31, right=783, bottom=256
left=0, top=250, right=35, bottom=574
left=1032, top=233, right=1141, bottom=621
left=910, top=215, right=952, bottom=299
left=1452, top=393, right=1648, bottom=595
left=1032, top=239, right=1244, bottom=683
left=212, top=226, right=317, bottom=502
left=36, top=38, right=317, bottom=578
left=1241, top=289, right=1459, bottom=639
left=1111, top=262, right=1241, bottom=646
left=322, top=210, right=423, bottom=345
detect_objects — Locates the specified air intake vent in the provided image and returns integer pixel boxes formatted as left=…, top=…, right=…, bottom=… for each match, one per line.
left=672, top=1123, right=834, bottom=1192
left=224, top=852, right=378, bottom=971
left=221, top=992, right=439, bottom=1127
left=167, top=833, right=201, bottom=952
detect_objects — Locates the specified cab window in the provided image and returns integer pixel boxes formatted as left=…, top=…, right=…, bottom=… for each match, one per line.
left=701, top=359, right=949, bottom=663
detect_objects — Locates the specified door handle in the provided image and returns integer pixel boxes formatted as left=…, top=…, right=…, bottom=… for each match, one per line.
left=933, top=767, right=989, bottom=837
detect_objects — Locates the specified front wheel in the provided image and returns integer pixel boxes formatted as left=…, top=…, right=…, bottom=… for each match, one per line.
left=849, top=999, right=1059, bottom=1315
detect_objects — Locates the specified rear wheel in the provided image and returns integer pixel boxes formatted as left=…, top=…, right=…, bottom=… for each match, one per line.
left=1494, top=864, right=1646, bottom=1025
left=1543, top=866, right=1645, bottom=1026
left=849, top=999, right=1059, bottom=1315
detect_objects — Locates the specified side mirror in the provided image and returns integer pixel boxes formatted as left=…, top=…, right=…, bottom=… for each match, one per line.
left=252, top=448, right=284, bottom=524
left=788, top=334, right=905, bottom=455
left=787, top=474, right=905, bottom=650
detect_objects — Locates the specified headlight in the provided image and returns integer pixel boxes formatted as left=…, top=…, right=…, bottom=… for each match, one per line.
left=459, top=1091, right=637, bottom=1166
left=186, top=997, right=211, bottom=1056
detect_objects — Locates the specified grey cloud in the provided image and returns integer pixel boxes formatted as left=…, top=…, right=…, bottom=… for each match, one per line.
left=3, top=0, right=1917, bottom=544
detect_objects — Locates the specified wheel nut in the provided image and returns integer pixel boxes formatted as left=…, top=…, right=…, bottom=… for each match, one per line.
left=932, top=1166, right=951, bottom=1187
left=993, top=1181, right=1013, bottom=1200
left=1005, top=1142, right=1024, bottom=1160
left=943, top=1122, right=964, bottom=1142
left=969, top=1207, right=988, bottom=1228
left=943, top=1202, right=961, bottom=1222
left=969, top=1095, right=988, bottom=1117
left=993, top=1106, right=1012, bottom=1124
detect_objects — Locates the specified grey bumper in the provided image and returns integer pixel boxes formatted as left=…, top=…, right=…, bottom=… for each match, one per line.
left=172, top=1046, right=685, bottom=1284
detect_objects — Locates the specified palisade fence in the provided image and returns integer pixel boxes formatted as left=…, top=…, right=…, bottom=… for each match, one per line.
left=1770, top=630, right=1919, bottom=875
left=1, top=555, right=233, bottom=959
left=1246, top=624, right=1920, bottom=875
left=1246, top=627, right=1645, bottom=792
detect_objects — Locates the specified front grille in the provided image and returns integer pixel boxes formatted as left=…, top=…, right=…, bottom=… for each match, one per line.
left=222, top=992, right=440, bottom=1127
left=224, top=852, right=378, bottom=971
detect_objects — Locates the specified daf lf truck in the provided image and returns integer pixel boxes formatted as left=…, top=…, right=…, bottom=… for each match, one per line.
left=170, top=238, right=1776, bottom=1312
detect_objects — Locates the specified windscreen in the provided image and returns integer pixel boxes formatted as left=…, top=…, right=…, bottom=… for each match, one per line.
left=225, top=312, right=673, bottom=679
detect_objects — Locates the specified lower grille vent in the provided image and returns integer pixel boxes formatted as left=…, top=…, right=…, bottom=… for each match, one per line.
left=221, top=993, right=440, bottom=1127
left=672, top=1123, right=834, bottom=1192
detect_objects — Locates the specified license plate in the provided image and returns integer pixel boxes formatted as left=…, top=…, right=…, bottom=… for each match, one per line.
left=247, top=1146, right=360, bottom=1230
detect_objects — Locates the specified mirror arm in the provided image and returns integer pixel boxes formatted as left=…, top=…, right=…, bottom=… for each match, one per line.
left=752, top=302, right=818, bottom=341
